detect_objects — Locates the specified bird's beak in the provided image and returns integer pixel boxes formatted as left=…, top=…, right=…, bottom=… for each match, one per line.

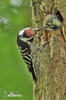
left=32, top=26, right=44, bottom=32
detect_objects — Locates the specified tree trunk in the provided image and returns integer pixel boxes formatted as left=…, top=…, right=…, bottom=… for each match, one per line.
left=31, top=0, right=66, bottom=100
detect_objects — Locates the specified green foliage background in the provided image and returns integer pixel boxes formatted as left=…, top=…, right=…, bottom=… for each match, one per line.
left=0, top=0, right=33, bottom=100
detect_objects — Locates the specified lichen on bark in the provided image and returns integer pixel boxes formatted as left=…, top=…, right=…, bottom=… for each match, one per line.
left=31, top=0, right=66, bottom=100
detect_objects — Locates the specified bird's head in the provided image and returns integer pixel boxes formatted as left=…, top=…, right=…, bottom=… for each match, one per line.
left=19, top=27, right=34, bottom=43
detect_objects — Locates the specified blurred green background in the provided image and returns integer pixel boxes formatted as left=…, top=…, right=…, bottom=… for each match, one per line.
left=0, top=0, right=33, bottom=100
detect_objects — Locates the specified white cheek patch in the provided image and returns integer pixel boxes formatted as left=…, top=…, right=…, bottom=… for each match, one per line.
left=19, top=29, right=25, bottom=35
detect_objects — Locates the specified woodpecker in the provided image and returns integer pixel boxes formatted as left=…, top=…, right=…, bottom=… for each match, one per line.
left=44, top=11, right=63, bottom=31
left=44, top=10, right=66, bottom=42
left=17, top=27, right=37, bottom=82
left=36, top=3, right=66, bottom=45
left=36, top=11, right=64, bottom=31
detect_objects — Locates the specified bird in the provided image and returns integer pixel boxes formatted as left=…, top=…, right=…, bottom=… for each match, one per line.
left=43, top=10, right=65, bottom=42
left=17, top=27, right=37, bottom=83
left=35, top=3, right=66, bottom=46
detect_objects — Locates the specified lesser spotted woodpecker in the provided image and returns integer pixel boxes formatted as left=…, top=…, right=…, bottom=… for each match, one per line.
left=36, top=10, right=65, bottom=44
left=17, top=27, right=37, bottom=82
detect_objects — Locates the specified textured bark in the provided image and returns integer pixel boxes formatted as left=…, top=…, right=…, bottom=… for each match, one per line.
left=31, top=0, right=66, bottom=100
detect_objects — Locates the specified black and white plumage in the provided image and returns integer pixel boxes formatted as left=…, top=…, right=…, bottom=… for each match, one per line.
left=37, top=11, right=63, bottom=31
left=44, top=10, right=65, bottom=42
left=44, top=11, right=63, bottom=30
left=36, top=10, right=65, bottom=42
left=17, top=27, right=37, bottom=82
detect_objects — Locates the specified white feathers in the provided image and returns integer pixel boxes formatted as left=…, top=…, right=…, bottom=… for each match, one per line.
left=19, top=29, right=25, bottom=36
left=19, top=27, right=31, bottom=36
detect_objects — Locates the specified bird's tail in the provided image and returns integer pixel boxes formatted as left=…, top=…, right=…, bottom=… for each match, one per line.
left=28, top=64, right=37, bottom=83
left=31, top=67, right=37, bottom=83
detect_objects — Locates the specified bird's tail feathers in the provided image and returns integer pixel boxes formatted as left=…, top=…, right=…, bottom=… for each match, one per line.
left=28, top=64, right=37, bottom=83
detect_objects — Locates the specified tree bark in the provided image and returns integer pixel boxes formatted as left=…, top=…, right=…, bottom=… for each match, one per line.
left=31, top=0, right=66, bottom=100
